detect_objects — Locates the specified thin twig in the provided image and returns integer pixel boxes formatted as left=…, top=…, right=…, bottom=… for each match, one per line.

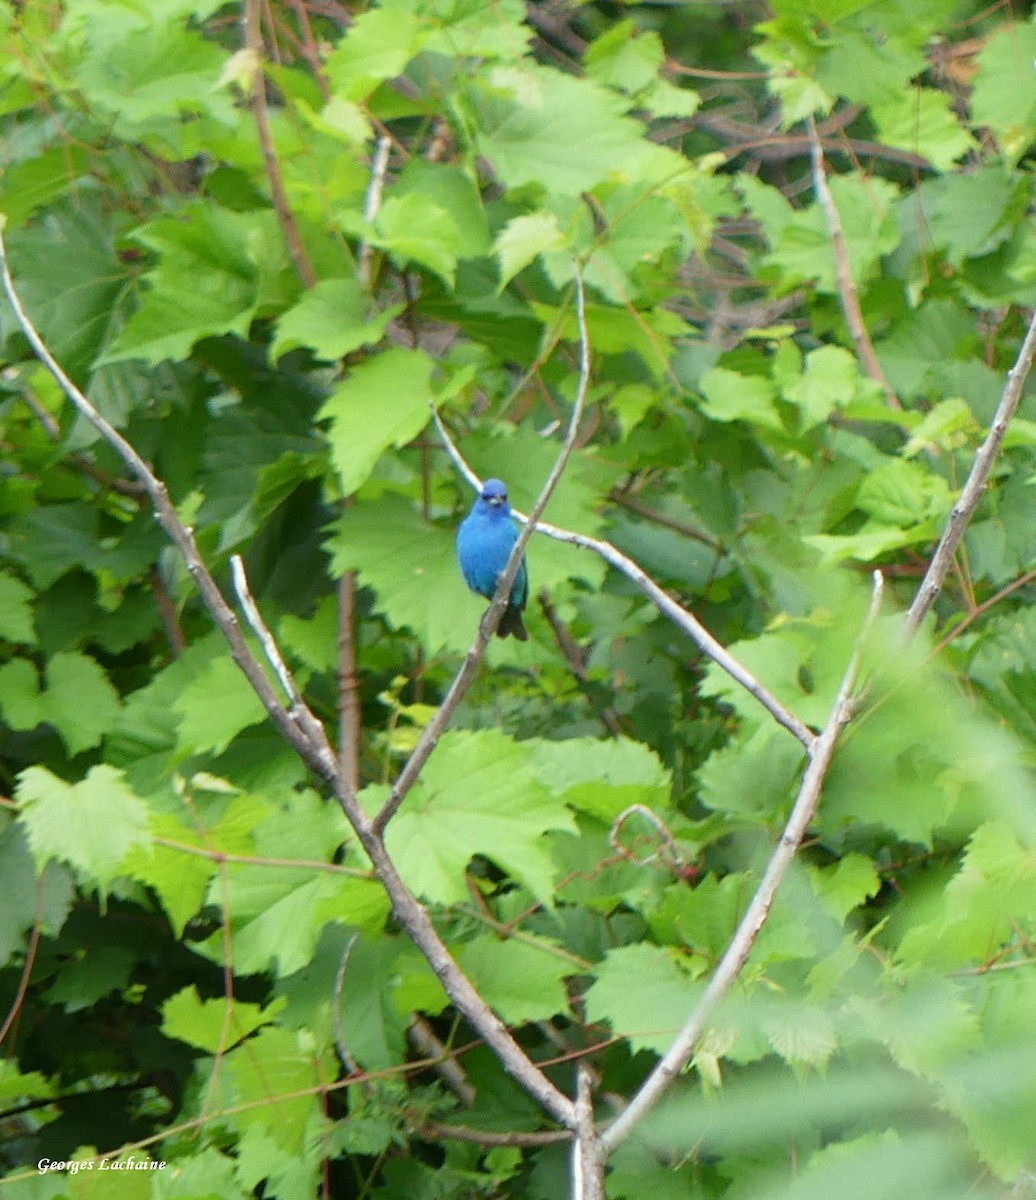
left=930, top=566, right=1036, bottom=656
left=359, top=136, right=391, bottom=289
left=243, top=0, right=317, bottom=288
left=807, top=118, right=901, bottom=411
left=407, top=1016, right=477, bottom=1107
left=149, top=564, right=186, bottom=655
left=600, top=572, right=884, bottom=1152
left=432, top=408, right=816, bottom=752
left=332, top=932, right=361, bottom=1072
left=231, top=554, right=301, bottom=706
left=538, top=589, right=623, bottom=738
left=416, top=1122, right=571, bottom=1147
left=0, top=222, right=338, bottom=787
left=371, top=266, right=593, bottom=836
left=337, top=573, right=362, bottom=794
left=608, top=490, right=721, bottom=550
left=336, top=136, right=392, bottom=795
left=903, top=307, right=1036, bottom=639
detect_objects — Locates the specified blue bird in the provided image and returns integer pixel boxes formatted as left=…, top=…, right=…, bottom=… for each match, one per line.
left=456, top=478, right=529, bottom=641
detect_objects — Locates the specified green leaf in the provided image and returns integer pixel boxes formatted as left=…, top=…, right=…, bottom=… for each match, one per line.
left=769, top=175, right=900, bottom=293
left=586, top=21, right=664, bottom=94
left=0, top=651, right=120, bottom=755
left=474, top=64, right=648, bottom=195
left=214, top=874, right=390, bottom=976
left=319, top=348, right=435, bottom=496
left=494, top=212, right=568, bottom=289
left=72, top=13, right=233, bottom=136
left=856, top=459, right=951, bottom=526
left=172, top=656, right=269, bottom=756
left=783, top=345, right=861, bottom=430
left=527, top=736, right=671, bottom=823
left=810, top=854, right=881, bottom=924
left=699, top=367, right=783, bottom=432
left=270, top=278, right=401, bottom=363
left=872, top=89, right=974, bottom=172
left=224, top=1026, right=329, bottom=1151
left=456, top=935, right=571, bottom=1025
left=103, top=204, right=280, bottom=365
left=47, top=650, right=122, bottom=755
left=327, top=495, right=464, bottom=652
left=17, top=764, right=150, bottom=889
left=972, top=24, right=1036, bottom=158
left=162, top=986, right=281, bottom=1053
left=586, top=943, right=700, bottom=1056
left=381, top=729, right=578, bottom=905
left=324, top=6, right=422, bottom=101
left=5, top=202, right=124, bottom=382
left=902, top=397, right=976, bottom=457
left=370, top=193, right=463, bottom=287
left=763, top=1004, right=837, bottom=1070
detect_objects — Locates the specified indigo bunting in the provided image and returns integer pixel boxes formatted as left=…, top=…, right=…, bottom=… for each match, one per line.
left=456, top=478, right=529, bottom=640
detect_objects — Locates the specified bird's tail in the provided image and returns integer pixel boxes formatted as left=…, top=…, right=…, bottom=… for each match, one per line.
left=497, top=605, right=528, bottom=641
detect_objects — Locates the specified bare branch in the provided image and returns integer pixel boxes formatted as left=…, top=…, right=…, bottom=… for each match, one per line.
left=538, top=589, right=623, bottom=738
left=572, top=1062, right=606, bottom=1200
left=230, top=554, right=303, bottom=707
left=807, top=118, right=901, bottom=411
left=431, top=407, right=815, bottom=751
left=243, top=0, right=317, bottom=288
left=904, top=306, right=1036, bottom=639
left=407, top=1016, right=477, bottom=1107
left=371, top=266, right=593, bottom=836
left=336, top=135, right=394, bottom=796
left=359, top=135, right=391, bottom=289
left=416, top=1121, right=571, bottom=1147
left=332, top=932, right=361, bottom=1073
left=0, top=222, right=338, bottom=787
left=600, top=571, right=884, bottom=1152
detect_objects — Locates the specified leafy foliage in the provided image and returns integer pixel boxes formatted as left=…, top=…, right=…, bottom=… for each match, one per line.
left=2, top=1, right=1036, bottom=1197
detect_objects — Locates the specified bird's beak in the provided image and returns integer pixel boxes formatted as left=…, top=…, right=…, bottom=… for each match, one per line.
left=487, top=495, right=504, bottom=506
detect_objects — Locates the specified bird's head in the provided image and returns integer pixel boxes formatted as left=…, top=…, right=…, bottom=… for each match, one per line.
left=481, top=478, right=509, bottom=509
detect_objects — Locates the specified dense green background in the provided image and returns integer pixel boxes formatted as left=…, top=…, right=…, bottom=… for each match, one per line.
left=2, top=0, right=1036, bottom=1196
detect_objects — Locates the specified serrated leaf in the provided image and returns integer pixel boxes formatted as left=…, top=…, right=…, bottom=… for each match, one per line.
left=172, top=655, right=268, bottom=755
left=784, top=345, right=860, bottom=430
left=856, top=459, right=951, bottom=526
left=585, top=943, right=699, bottom=1056
left=873, top=88, right=974, bottom=172
left=270, top=277, right=400, bottom=363
left=474, top=64, right=648, bottom=195
left=381, top=729, right=578, bottom=905
left=0, top=651, right=120, bottom=755
left=456, top=935, right=571, bottom=1025
left=494, top=212, right=567, bottom=289
left=319, top=348, right=435, bottom=496
left=972, top=24, right=1036, bottom=156
left=162, top=986, right=281, bottom=1052
left=44, top=650, right=122, bottom=755
left=224, top=1026, right=328, bottom=1151
left=586, top=20, right=664, bottom=93
left=17, top=764, right=150, bottom=889
left=324, top=6, right=422, bottom=101
left=103, top=204, right=279, bottom=366
left=811, top=854, right=881, bottom=924
left=699, top=367, right=783, bottom=432
left=371, top=193, right=463, bottom=286
left=902, top=397, right=976, bottom=457
left=763, top=1005, right=838, bottom=1070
